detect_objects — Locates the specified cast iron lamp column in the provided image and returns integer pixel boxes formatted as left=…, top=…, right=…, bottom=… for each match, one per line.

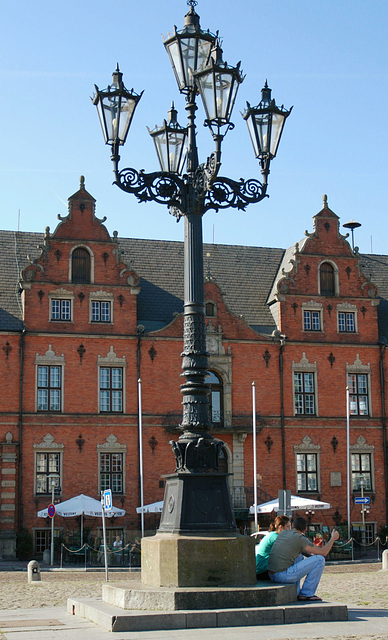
left=93, top=0, right=291, bottom=537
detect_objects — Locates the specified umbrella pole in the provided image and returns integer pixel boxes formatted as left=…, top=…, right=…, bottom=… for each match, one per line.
left=81, top=513, right=84, bottom=547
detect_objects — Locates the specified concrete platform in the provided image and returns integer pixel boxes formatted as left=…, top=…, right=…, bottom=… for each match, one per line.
left=68, top=597, right=348, bottom=632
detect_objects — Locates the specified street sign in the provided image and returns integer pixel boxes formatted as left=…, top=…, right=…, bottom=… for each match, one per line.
left=354, top=496, right=370, bottom=505
left=47, top=503, right=56, bottom=518
left=103, top=489, right=112, bottom=512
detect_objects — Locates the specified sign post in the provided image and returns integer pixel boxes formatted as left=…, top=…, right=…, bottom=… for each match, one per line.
left=278, top=489, right=291, bottom=517
left=101, top=490, right=112, bottom=582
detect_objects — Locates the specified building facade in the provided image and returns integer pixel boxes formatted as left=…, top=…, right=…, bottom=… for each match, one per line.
left=1, top=180, right=387, bottom=559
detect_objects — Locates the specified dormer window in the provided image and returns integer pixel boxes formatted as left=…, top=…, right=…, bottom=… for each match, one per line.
left=319, top=262, right=335, bottom=296
left=72, top=247, right=91, bottom=284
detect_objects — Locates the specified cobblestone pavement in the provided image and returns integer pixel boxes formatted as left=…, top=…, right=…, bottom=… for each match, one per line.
left=0, top=563, right=387, bottom=611
left=0, top=563, right=387, bottom=640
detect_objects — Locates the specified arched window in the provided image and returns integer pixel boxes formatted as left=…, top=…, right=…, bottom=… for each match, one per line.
left=208, top=371, right=223, bottom=426
left=320, top=262, right=335, bottom=296
left=72, top=248, right=91, bottom=284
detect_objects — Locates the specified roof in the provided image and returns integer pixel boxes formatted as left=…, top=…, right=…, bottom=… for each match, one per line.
left=1, top=229, right=388, bottom=341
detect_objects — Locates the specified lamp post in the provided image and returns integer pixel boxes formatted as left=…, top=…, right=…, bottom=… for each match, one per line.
left=93, top=0, right=291, bottom=585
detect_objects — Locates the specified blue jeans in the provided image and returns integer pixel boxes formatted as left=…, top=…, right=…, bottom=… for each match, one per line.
left=269, top=554, right=325, bottom=597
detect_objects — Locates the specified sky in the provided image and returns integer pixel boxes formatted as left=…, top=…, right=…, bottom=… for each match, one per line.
left=0, top=0, right=387, bottom=255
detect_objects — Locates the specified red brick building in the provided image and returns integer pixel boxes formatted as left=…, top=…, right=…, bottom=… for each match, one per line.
left=1, top=179, right=387, bottom=559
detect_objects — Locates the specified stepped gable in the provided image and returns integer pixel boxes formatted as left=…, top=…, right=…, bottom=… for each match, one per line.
left=19, top=177, right=139, bottom=292
left=268, top=195, right=379, bottom=304
left=53, top=175, right=110, bottom=242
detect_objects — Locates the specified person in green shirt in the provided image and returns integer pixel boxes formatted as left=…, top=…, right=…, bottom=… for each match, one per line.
left=255, top=515, right=291, bottom=580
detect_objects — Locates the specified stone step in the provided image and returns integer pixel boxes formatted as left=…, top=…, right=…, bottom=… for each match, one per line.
left=102, top=579, right=297, bottom=610
left=68, top=597, right=348, bottom=633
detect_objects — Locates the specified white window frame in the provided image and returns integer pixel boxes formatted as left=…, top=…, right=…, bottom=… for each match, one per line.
left=33, top=433, right=64, bottom=496
left=294, top=435, right=321, bottom=494
left=35, top=346, right=65, bottom=413
left=337, top=302, right=358, bottom=334
left=89, top=291, right=114, bottom=324
left=292, top=353, right=318, bottom=416
left=97, top=434, right=127, bottom=495
left=48, top=288, right=74, bottom=322
left=97, top=347, right=126, bottom=413
left=301, top=301, right=323, bottom=333
left=346, top=355, right=372, bottom=417
left=350, top=435, right=374, bottom=492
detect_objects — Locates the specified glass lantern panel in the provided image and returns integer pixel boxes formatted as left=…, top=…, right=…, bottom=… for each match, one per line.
left=254, top=113, right=271, bottom=154
left=153, top=134, right=168, bottom=172
left=197, top=73, right=216, bottom=121
left=246, top=115, right=260, bottom=157
left=101, top=96, right=120, bottom=144
left=167, top=131, right=187, bottom=173
left=180, top=36, right=198, bottom=87
left=214, top=72, right=234, bottom=121
left=117, top=96, right=136, bottom=143
left=269, top=112, right=286, bottom=158
left=166, top=40, right=185, bottom=90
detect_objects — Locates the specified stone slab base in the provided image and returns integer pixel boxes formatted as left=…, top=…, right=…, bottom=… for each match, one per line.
left=102, top=579, right=296, bottom=610
left=68, top=597, right=348, bottom=633
left=141, top=533, right=256, bottom=587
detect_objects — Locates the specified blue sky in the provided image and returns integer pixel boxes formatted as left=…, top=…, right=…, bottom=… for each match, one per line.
left=0, top=0, right=387, bottom=254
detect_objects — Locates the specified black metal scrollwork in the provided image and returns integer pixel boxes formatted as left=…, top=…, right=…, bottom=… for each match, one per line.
left=115, top=167, right=186, bottom=209
left=203, top=176, right=267, bottom=212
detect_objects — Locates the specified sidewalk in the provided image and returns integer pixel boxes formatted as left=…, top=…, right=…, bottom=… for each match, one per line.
left=0, top=604, right=388, bottom=640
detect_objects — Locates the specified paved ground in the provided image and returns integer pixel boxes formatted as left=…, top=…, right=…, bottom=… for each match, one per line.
left=0, top=562, right=387, bottom=639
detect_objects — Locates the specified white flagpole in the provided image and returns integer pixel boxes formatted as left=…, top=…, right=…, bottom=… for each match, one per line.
left=346, top=385, right=351, bottom=539
left=138, top=378, right=145, bottom=538
left=252, top=382, right=258, bottom=532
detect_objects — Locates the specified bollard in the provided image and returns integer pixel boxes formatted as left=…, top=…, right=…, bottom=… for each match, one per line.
left=382, top=549, right=388, bottom=571
left=27, top=560, right=41, bottom=583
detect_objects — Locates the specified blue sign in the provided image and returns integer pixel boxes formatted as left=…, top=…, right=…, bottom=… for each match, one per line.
left=103, top=489, right=112, bottom=511
left=48, top=503, right=56, bottom=518
left=354, top=496, right=370, bottom=505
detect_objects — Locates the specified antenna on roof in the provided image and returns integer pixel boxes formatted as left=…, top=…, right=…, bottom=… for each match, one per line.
left=17, top=209, right=20, bottom=233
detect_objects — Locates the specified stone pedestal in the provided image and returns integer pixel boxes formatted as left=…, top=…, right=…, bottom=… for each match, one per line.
left=141, top=533, right=256, bottom=587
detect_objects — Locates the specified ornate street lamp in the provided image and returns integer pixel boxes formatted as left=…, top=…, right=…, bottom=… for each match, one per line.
left=93, top=0, right=291, bottom=586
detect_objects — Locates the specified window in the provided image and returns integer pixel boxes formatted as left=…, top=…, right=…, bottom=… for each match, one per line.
left=35, top=530, right=50, bottom=555
left=100, top=367, right=123, bottom=412
left=92, top=300, right=111, bottom=323
left=72, top=247, right=91, bottom=284
left=51, top=299, right=71, bottom=321
left=297, top=453, right=318, bottom=491
left=351, top=453, right=372, bottom=491
left=37, top=365, right=62, bottom=411
left=35, top=452, right=61, bottom=494
left=206, top=302, right=216, bottom=317
left=320, top=262, right=335, bottom=296
left=294, top=372, right=315, bottom=415
left=303, top=310, right=321, bottom=331
left=338, top=311, right=355, bottom=333
left=348, top=373, right=369, bottom=415
left=100, top=452, right=123, bottom=493
left=208, top=371, right=223, bottom=425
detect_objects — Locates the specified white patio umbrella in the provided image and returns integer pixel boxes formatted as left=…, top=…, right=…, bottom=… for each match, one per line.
left=249, top=495, right=331, bottom=514
left=37, top=493, right=125, bottom=544
left=136, top=500, right=164, bottom=514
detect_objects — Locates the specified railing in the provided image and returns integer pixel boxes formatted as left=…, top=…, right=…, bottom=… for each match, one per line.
left=327, top=537, right=388, bottom=562
left=60, top=542, right=141, bottom=569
